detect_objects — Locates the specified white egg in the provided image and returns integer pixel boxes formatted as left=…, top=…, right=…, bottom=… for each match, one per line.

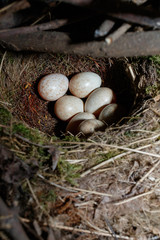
left=66, top=112, right=96, bottom=135
left=99, top=103, right=126, bottom=124
left=54, top=95, right=84, bottom=121
left=38, top=73, right=69, bottom=101
left=85, top=87, right=115, bottom=116
left=69, top=72, right=102, bottom=98
left=78, top=119, right=105, bottom=136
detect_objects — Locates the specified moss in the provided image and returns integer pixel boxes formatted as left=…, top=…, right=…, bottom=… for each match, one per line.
left=145, top=84, right=160, bottom=96
left=40, top=190, right=56, bottom=203
left=62, top=135, right=81, bottom=142
left=149, top=55, right=160, bottom=76
left=13, top=123, right=35, bottom=139
left=0, top=107, right=12, bottom=125
left=96, top=151, right=119, bottom=164
left=57, top=157, right=82, bottom=185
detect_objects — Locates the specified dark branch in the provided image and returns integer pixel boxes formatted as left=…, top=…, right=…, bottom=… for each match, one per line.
left=0, top=30, right=160, bottom=57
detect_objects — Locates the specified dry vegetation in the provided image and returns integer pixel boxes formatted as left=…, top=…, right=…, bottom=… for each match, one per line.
left=0, top=50, right=160, bottom=240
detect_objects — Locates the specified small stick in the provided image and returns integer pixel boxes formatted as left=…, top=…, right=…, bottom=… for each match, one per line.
left=0, top=19, right=67, bottom=36
left=0, top=51, right=6, bottom=74
left=109, top=12, right=160, bottom=29
left=0, top=123, right=9, bottom=128
left=105, top=23, right=131, bottom=45
left=0, top=2, right=17, bottom=14
left=14, top=133, right=51, bottom=148
left=113, top=190, right=153, bottom=206
left=37, top=173, right=112, bottom=196
left=57, top=140, right=160, bottom=158
left=48, top=223, right=134, bottom=240
left=135, top=159, right=160, bottom=186
left=94, top=19, right=115, bottom=38
left=37, top=173, right=77, bottom=193
left=0, top=100, right=11, bottom=105
left=104, top=216, right=118, bottom=240
left=81, top=140, right=160, bottom=177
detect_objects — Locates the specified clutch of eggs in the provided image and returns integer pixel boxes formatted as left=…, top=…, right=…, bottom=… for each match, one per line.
left=38, top=72, right=121, bottom=135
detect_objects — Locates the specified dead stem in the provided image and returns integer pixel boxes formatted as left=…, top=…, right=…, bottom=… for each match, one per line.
left=81, top=140, right=160, bottom=177
left=48, top=222, right=134, bottom=240
left=135, top=159, right=160, bottom=187
left=14, top=133, right=51, bottom=148
left=0, top=2, right=16, bottom=14
left=112, top=190, right=153, bottom=206
left=26, top=179, right=50, bottom=218
left=37, top=173, right=77, bottom=193
left=55, top=138, right=160, bottom=160
left=37, top=173, right=112, bottom=196
left=0, top=51, right=6, bottom=75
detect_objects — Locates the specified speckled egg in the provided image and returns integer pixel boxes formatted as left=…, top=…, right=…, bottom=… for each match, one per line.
left=66, top=112, right=96, bottom=135
left=54, top=95, right=84, bottom=121
left=78, top=119, right=105, bottom=136
left=85, top=87, right=115, bottom=116
left=69, top=72, right=102, bottom=98
left=38, top=73, right=69, bottom=101
left=99, top=103, right=126, bottom=124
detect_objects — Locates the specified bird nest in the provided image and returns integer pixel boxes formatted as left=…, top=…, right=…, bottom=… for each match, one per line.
left=0, top=51, right=137, bottom=136
left=1, top=51, right=160, bottom=240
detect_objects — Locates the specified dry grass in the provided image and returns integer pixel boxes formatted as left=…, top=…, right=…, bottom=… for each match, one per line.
left=0, top=50, right=160, bottom=240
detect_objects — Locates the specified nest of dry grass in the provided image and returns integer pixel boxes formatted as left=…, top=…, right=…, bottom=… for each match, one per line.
left=0, top=50, right=160, bottom=240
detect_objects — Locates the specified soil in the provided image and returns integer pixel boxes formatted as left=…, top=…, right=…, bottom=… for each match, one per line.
left=0, top=50, right=160, bottom=240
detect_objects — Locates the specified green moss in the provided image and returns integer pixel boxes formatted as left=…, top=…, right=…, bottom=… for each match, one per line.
left=62, top=135, right=81, bottom=142
left=13, top=123, right=35, bottom=140
left=41, top=190, right=56, bottom=203
left=149, top=55, right=160, bottom=76
left=0, top=107, right=12, bottom=125
left=57, top=157, right=82, bottom=185
left=96, top=151, right=118, bottom=164
left=145, top=84, right=160, bottom=96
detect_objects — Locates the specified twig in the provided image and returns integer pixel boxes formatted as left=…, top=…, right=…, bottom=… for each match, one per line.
left=0, top=30, right=160, bottom=57
left=77, top=211, right=110, bottom=234
left=69, top=187, right=112, bottom=197
left=109, top=12, right=160, bottom=29
left=0, top=19, right=67, bottom=35
left=26, top=179, right=51, bottom=219
left=94, top=19, right=115, bottom=38
left=59, top=139, right=160, bottom=178
left=37, top=173, right=77, bottom=192
left=26, top=179, right=43, bottom=209
left=0, top=100, right=11, bottom=105
left=0, top=2, right=17, bottom=14
left=81, top=140, right=160, bottom=177
left=0, top=123, right=9, bottom=128
left=14, top=133, right=51, bottom=148
left=81, top=152, right=128, bottom=177
left=37, top=173, right=112, bottom=196
left=48, top=222, right=134, bottom=240
left=124, top=132, right=160, bottom=147
left=113, top=190, right=153, bottom=206
left=104, top=216, right=118, bottom=240
left=135, top=159, right=160, bottom=187
left=0, top=51, right=6, bottom=74
left=105, top=23, right=131, bottom=45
